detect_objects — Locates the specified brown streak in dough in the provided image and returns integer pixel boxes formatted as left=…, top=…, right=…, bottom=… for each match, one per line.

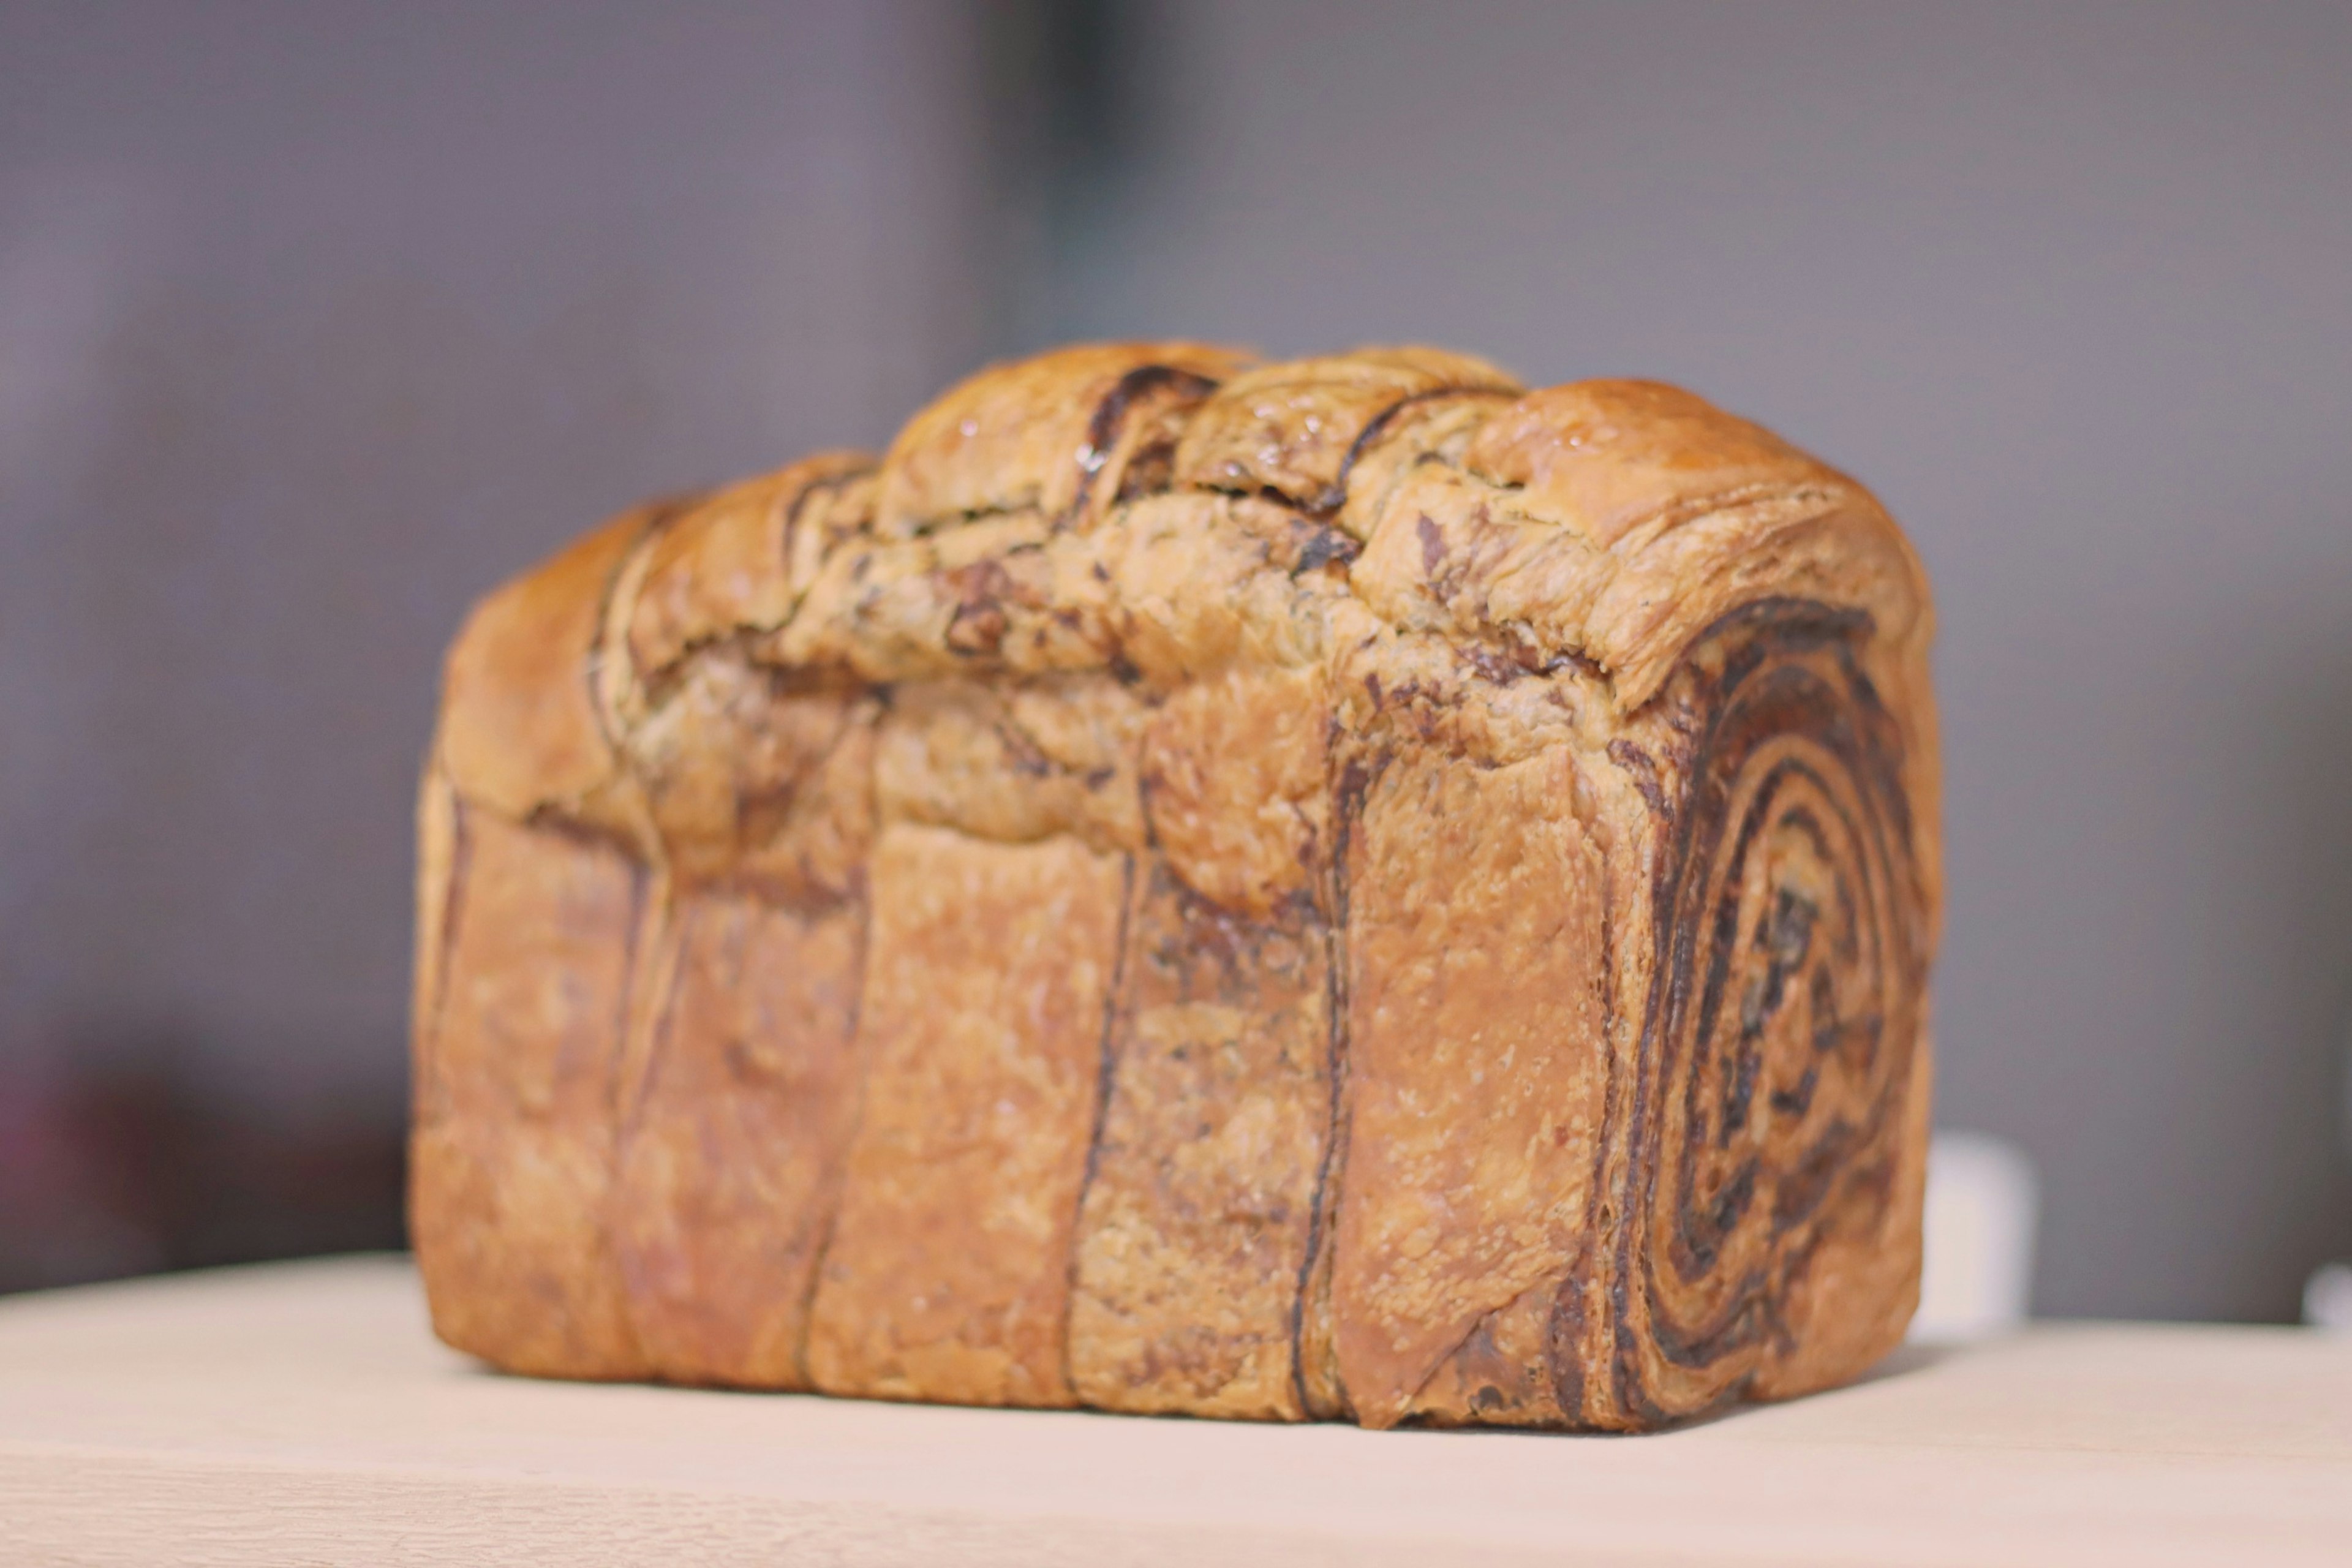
left=1069, top=364, right=1224, bottom=526
left=1547, top=722, right=1674, bottom=1429
left=1292, top=753, right=1374, bottom=1422
left=1172, top=348, right=1519, bottom=510
left=1320, top=385, right=1517, bottom=518
left=1067, top=864, right=1330, bottom=1419
left=1061, top=853, right=1136, bottom=1403
left=876, top=343, right=1248, bottom=538
left=621, top=455, right=876, bottom=699
left=780, top=880, right=879, bottom=1390
left=612, top=871, right=682, bottom=1144
left=804, top=824, right=1125, bottom=1408
left=609, top=888, right=867, bottom=1387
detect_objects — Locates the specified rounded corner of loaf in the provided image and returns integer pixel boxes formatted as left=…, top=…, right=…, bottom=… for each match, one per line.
left=433, top=503, right=670, bottom=827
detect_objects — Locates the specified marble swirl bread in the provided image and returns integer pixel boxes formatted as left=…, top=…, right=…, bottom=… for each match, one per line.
left=412, top=343, right=1940, bottom=1431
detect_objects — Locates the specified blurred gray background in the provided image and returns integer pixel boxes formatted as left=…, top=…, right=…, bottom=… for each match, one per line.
left=2, top=0, right=2348, bottom=1318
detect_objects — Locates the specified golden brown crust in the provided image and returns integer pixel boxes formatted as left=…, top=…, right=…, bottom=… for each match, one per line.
left=619, top=453, right=873, bottom=694
left=1465, top=381, right=1833, bottom=548
left=437, top=507, right=663, bottom=830
left=608, top=888, right=865, bottom=1387
left=411, top=806, right=647, bottom=1380
left=1067, top=863, right=1333, bottom=1419
left=1172, top=346, right=1518, bottom=509
left=414, top=342, right=1940, bottom=1432
left=1335, top=743, right=1607, bottom=1429
left=874, top=341, right=1250, bottom=537
left=802, top=825, right=1126, bottom=1408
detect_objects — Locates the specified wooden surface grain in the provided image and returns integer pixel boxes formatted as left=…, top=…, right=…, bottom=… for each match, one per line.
left=1, top=1256, right=2347, bottom=1566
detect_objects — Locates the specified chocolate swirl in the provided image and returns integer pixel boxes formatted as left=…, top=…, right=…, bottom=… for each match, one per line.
left=1610, top=600, right=1928, bottom=1423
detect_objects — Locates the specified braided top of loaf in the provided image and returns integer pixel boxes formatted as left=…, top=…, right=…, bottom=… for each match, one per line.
left=433, top=342, right=1934, bottom=909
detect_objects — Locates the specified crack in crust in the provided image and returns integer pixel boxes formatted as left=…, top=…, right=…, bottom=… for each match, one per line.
left=413, top=343, right=1939, bottom=1431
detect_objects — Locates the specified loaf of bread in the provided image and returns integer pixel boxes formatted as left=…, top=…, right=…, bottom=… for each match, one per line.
left=413, top=343, right=1938, bottom=1430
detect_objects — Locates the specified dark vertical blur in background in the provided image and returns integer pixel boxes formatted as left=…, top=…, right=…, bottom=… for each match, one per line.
left=2, top=1, right=2348, bottom=1319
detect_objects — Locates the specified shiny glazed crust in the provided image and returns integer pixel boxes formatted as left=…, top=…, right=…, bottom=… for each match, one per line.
left=413, top=342, right=1939, bottom=1430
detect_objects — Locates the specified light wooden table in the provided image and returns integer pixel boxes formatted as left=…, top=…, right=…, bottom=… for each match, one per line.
left=1, top=1257, right=2346, bottom=1566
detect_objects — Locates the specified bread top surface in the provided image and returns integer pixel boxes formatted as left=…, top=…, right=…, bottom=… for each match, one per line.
left=436, top=342, right=1935, bottom=862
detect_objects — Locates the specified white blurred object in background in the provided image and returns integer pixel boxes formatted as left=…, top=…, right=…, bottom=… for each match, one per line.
left=2305, top=1263, right=2352, bottom=1333
left=1910, top=1131, right=2040, bottom=1344
left=2309, top=1013, right=2352, bottom=1333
